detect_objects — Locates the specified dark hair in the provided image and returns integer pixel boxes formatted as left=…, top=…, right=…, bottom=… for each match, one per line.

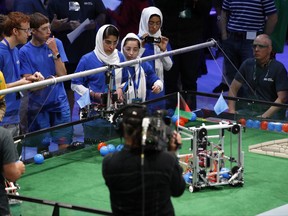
left=3, top=12, right=30, bottom=37
left=0, top=14, right=7, bottom=39
left=103, top=25, right=119, bottom=40
left=29, top=12, right=49, bottom=29
left=123, top=38, right=140, bottom=48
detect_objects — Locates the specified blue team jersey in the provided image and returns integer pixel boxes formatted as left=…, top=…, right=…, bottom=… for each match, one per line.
left=0, top=43, right=21, bottom=125
left=19, top=39, right=69, bottom=111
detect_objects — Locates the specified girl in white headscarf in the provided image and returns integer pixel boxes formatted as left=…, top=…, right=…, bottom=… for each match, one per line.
left=71, top=24, right=127, bottom=142
left=138, top=7, right=172, bottom=110
left=138, top=6, right=173, bottom=82
left=71, top=24, right=126, bottom=103
left=120, top=33, right=163, bottom=104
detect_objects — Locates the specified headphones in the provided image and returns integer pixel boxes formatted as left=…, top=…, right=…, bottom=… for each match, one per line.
left=112, top=104, right=147, bottom=137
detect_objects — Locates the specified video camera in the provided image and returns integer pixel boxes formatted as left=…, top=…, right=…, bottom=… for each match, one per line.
left=112, top=104, right=173, bottom=151
left=142, top=110, right=173, bottom=151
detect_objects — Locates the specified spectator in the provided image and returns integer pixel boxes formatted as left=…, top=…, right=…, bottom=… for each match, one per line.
left=228, top=34, right=288, bottom=120
left=0, top=12, right=41, bottom=151
left=154, top=0, right=212, bottom=109
left=19, top=12, right=73, bottom=153
left=13, top=0, right=48, bottom=16
left=47, top=0, right=106, bottom=116
left=0, top=127, right=25, bottom=214
left=71, top=24, right=126, bottom=143
left=138, top=6, right=172, bottom=110
left=213, top=0, right=278, bottom=93
left=120, top=32, right=163, bottom=104
left=106, top=0, right=150, bottom=41
left=102, top=104, right=186, bottom=215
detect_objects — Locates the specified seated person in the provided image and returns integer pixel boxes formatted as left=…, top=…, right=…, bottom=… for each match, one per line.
left=228, top=34, right=288, bottom=120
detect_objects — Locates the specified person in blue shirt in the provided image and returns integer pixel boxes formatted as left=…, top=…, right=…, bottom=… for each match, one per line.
left=120, top=32, right=163, bottom=104
left=13, top=0, right=48, bottom=16
left=19, top=12, right=73, bottom=152
left=71, top=24, right=126, bottom=143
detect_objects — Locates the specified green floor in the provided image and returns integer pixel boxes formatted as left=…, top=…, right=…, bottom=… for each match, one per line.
left=11, top=128, right=288, bottom=216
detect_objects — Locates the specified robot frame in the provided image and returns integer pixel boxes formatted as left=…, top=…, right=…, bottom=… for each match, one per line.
left=178, top=120, right=244, bottom=193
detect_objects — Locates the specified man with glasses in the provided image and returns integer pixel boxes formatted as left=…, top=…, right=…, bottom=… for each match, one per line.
left=213, top=0, right=278, bottom=93
left=19, top=12, right=73, bottom=154
left=228, top=34, right=288, bottom=120
left=0, top=12, right=42, bottom=142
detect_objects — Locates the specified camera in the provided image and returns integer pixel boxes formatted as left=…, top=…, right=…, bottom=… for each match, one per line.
left=144, top=36, right=161, bottom=44
left=142, top=110, right=173, bottom=151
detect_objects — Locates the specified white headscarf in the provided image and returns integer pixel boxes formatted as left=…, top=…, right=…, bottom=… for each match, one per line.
left=93, top=24, right=122, bottom=88
left=138, top=6, right=163, bottom=38
left=121, top=33, right=147, bottom=103
left=138, top=6, right=166, bottom=81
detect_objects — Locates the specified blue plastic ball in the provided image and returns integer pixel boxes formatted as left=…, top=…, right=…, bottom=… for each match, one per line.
left=220, top=168, right=230, bottom=179
left=116, top=144, right=124, bottom=152
left=107, top=144, right=116, bottom=153
left=190, top=112, right=197, bottom=121
left=34, top=154, right=44, bottom=164
left=183, top=171, right=192, bottom=184
left=274, top=123, right=282, bottom=132
left=171, top=115, right=179, bottom=124
left=246, top=119, right=253, bottom=128
left=268, top=122, right=275, bottom=131
left=252, top=120, right=261, bottom=129
left=100, top=146, right=109, bottom=156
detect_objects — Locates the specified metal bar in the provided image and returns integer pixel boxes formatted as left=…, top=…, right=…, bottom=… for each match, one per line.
left=0, top=40, right=216, bottom=96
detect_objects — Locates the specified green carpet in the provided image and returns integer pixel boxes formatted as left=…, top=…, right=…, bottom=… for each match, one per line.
left=11, top=128, right=288, bottom=216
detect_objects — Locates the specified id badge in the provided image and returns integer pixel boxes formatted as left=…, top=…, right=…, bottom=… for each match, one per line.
left=246, top=31, right=257, bottom=40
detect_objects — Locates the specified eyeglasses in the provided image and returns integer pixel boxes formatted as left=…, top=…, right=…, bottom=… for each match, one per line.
left=148, top=21, right=161, bottom=27
left=252, top=44, right=269, bottom=49
left=17, top=27, right=31, bottom=34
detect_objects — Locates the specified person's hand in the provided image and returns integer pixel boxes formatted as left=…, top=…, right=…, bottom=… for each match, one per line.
left=19, top=77, right=32, bottom=85
left=151, top=84, right=161, bottom=94
left=116, top=88, right=124, bottom=102
left=157, top=36, right=169, bottom=52
left=50, top=14, right=69, bottom=32
left=16, top=161, right=25, bottom=175
left=46, top=36, right=58, bottom=54
left=169, top=131, right=182, bottom=152
left=69, top=20, right=81, bottom=30
left=140, top=33, right=149, bottom=47
left=26, top=72, right=44, bottom=82
left=84, top=20, right=96, bottom=30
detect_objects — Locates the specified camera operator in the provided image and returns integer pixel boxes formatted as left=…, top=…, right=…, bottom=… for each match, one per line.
left=102, top=105, right=186, bottom=216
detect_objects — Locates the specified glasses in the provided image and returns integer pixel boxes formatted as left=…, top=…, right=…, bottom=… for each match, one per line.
left=252, top=44, right=269, bottom=49
left=17, top=27, right=31, bottom=34
left=148, top=21, right=161, bottom=27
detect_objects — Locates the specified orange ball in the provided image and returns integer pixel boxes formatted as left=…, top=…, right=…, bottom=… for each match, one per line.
left=282, top=123, right=288, bottom=133
left=97, top=142, right=107, bottom=151
left=260, top=121, right=268, bottom=130
left=176, top=118, right=185, bottom=126
left=238, top=118, right=246, bottom=126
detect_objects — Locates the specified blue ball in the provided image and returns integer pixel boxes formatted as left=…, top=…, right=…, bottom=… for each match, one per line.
left=116, top=144, right=124, bottom=152
left=107, top=144, right=116, bottom=153
left=190, top=112, right=197, bottom=121
left=268, top=122, right=275, bottom=131
left=171, top=115, right=179, bottom=124
left=246, top=119, right=253, bottom=128
left=274, top=123, right=282, bottom=132
left=34, top=154, right=44, bottom=164
left=183, top=171, right=192, bottom=184
left=220, top=168, right=230, bottom=179
left=253, top=120, right=261, bottom=129
left=100, top=146, right=109, bottom=156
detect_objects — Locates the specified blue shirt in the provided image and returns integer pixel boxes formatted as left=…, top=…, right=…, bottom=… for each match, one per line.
left=0, top=43, right=21, bottom=125
left=19, top=39, right=69, bottom=111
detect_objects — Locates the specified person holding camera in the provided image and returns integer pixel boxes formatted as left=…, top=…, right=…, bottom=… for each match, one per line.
left=138, top=6, right=173, bottom=109
left=102, top=104, right=186, bottom=216
left=120, top=32, right=163, bottom=104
